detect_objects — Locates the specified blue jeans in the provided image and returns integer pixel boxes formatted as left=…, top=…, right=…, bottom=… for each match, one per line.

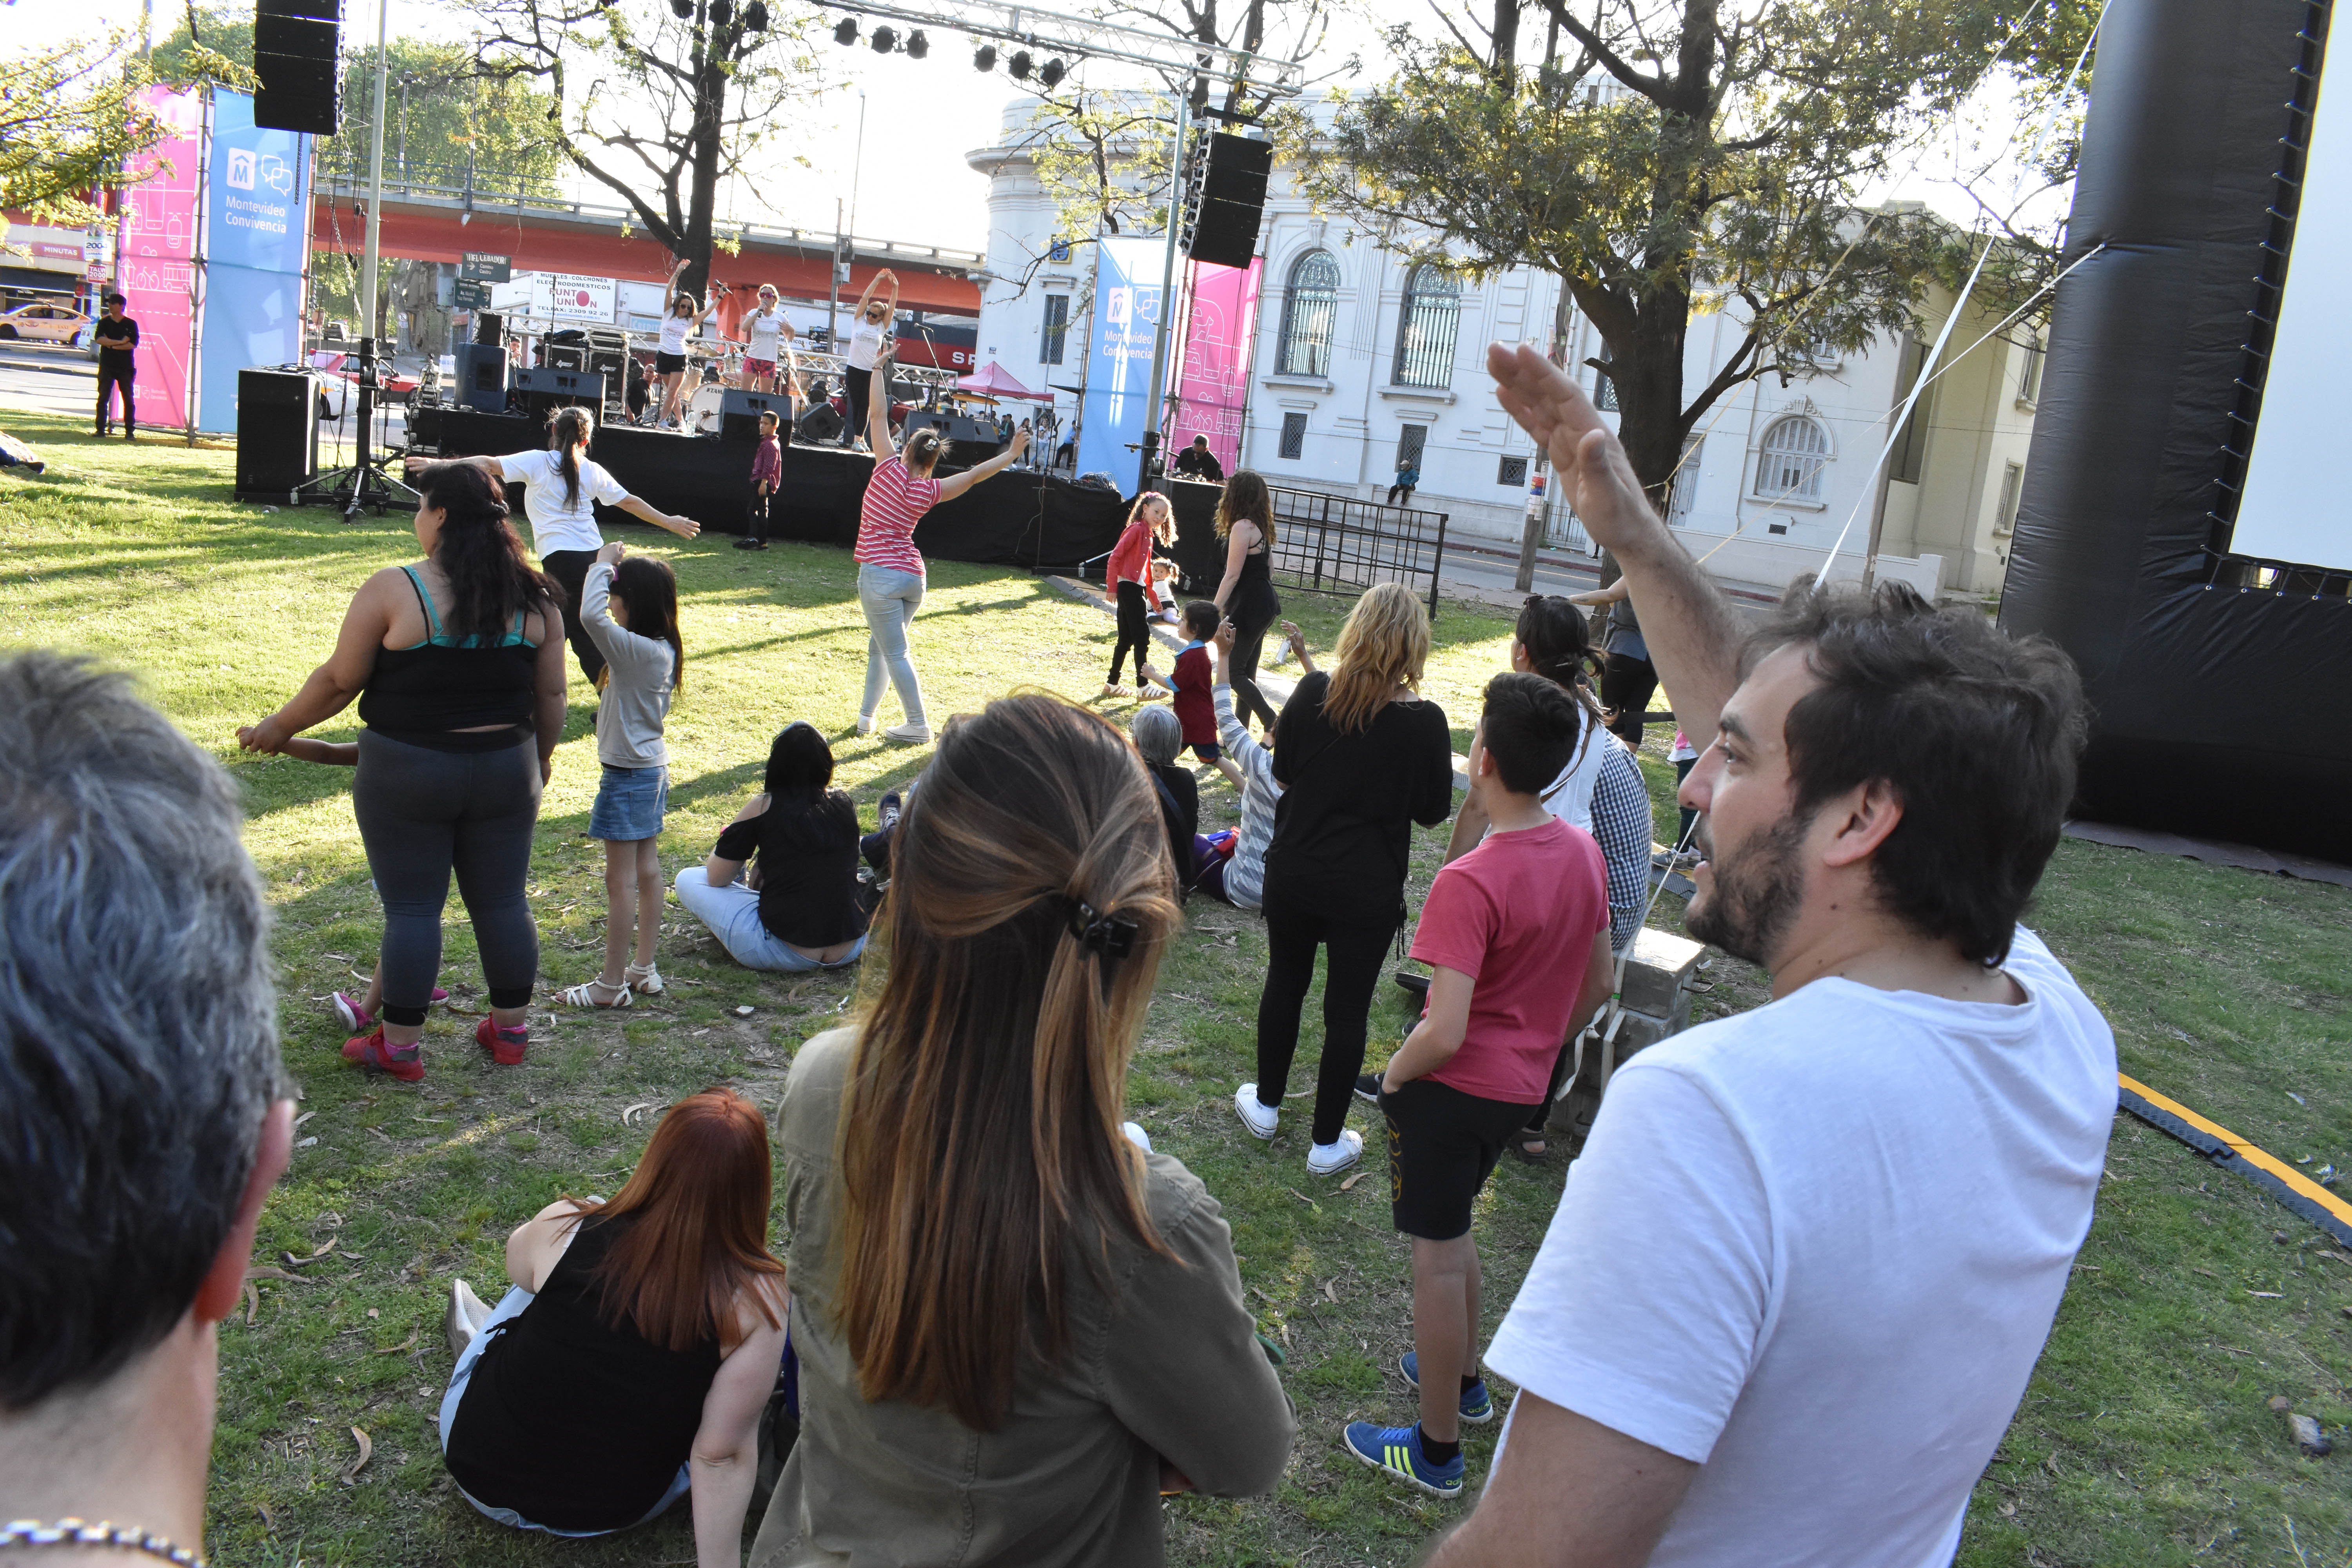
left=857, top=563, right=927, bottom=726
left=673, top=866, right=869, bottom=973
left=438, top=1286, right=690, bottom=1536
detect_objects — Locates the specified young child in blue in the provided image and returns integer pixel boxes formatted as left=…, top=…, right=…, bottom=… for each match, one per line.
left=564, top=542, right=682, bottom=1009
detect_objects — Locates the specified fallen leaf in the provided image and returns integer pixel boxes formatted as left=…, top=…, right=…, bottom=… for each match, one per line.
left=338, top=1250, right=365, bottom=1261
left=2043, top=1452, right=2060, bottom=1476
left=292, top=1111, right=318, bottom=1130
left=296, top=1136, right=319, bottom=1149
left=2250, top=1290, right=2285, bottom=1299
left=1339, top=1172, right=1365, bottom=1191
left=622, top=1102, right=656, bottom=1126
left=1278, top=1321, right=1292, bottom=1349
left=243, top=1280, right=259, bottom=1326
left=1286, top=1187, right=1321, bottom=1210
left=243, top=1267, right=307, bottom=1283
left=256, top=1503, right=274, bottom=1531
left=736, top=1005, right=755, bottom=1017
left=340, top=1426, right=373, bottom=1484
left=1998, top=1501, right=2016, bottom=1518
left=375, top=1330, right=418, bottom=1356
left=2191, top=1267, right=2218, bottom=1278
left=366, top=1307, right=379, bottom=1318
left=1323, top=1279, right=1339, bottom=1305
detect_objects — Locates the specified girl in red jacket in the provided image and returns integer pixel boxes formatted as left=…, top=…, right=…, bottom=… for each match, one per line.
left=1103, top=490, right=1176, bottom=700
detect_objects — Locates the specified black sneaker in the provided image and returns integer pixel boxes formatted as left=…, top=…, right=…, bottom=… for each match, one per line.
left=877, top=790, right=902, bottom=835
left=734, top=536, right=764, bottom=550
left=1354, top=1073, right=1382, bottom=1105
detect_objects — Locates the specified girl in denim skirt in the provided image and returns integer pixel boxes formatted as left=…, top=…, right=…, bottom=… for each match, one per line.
left=565, top=542, right=682, bottom=1008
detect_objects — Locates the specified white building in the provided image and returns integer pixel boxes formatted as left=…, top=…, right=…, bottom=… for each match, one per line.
left=967, top=103, right=2038, bottom=600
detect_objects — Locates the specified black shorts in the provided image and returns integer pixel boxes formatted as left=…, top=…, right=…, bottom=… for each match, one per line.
left=1188, top=740, right=1222, bottom=763
left=1382, top=1077, right=1543, bottom=1241
left=655, top=350, right=687, bottom=375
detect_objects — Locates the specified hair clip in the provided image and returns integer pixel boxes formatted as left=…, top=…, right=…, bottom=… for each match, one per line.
left=1060, top=896, right=1138, bottom=962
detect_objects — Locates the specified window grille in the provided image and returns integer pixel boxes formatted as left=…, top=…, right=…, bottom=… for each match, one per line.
left=1279, top=411, right=1308, bottom=459
left=1276, top=251, right=1341, bottom=377
left=1498, top=455, right=1528, bottom=486
left=1392, top=264, right=1461, bottom=389
left=1754, top=416, right=1829, bottom=503
left=1039, top=294, right=1069, bottom=365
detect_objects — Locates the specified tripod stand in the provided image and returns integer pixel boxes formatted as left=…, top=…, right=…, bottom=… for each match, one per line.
left=296, top=335, right=417, bottom=519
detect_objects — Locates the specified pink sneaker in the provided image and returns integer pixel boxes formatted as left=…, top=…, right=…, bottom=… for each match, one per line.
left=341, top=1027, right=424, bottom=1082
left=475, top=1015, right=528, bottom=1067
left=334, top=988, right=450, bottom=1032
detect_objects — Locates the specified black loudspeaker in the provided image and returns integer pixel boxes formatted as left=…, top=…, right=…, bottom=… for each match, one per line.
left=797, top=401, right=844, bottom=444
left=717, top=388, right=791, bottom=443
left=252, top=0, right=341, bottom=135
left=510, top=366, right=605, bottom=406
left=1188, top=132, right=1272, bottom=269
left=235, top=369, right=319, bottom=498
left=455, top=343, right=508, bottom=414
left=473, top=311, right=503, bottom=346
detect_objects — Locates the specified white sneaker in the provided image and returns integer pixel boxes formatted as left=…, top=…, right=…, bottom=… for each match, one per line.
left=856, top=713, right=878, bottom=736
left=1122, top=1120, right=1152, bottom=1153
left=1307, top=1129, right=1364, bottom=1176
left=1234, top=1082, right=1278, bottom=1140
left=884, top=721, right=933, bottom=744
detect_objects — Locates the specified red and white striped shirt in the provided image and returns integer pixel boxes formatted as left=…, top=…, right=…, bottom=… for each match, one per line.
left=854, top=455, right=938, bottom=575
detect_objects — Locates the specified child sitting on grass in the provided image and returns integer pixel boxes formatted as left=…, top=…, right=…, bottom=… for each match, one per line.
left=563, top=542, right=682, bottom=1009
left=1170, top=599, right=1244, bottom=790
left=1343, top=671, right=1615, bottom=1500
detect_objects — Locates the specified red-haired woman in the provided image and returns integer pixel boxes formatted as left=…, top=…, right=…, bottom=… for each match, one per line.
left=438, top=1089, right=788, bottom=1565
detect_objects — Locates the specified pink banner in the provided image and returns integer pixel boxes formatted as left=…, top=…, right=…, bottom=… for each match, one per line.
left=116, top=87, right=204, bottom=430
left=1167, top=258, right=1262, bottom=476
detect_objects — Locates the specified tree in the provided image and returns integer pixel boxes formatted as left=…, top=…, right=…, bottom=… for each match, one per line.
left=1296, top=0, right=2094, bottom=499
left=464, top=0, right=825, bottom=296
left=0, top=34, right=165, bottom=227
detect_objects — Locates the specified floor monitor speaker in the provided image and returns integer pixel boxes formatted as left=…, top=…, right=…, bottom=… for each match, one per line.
left=716, top=388, right=793, bottom=443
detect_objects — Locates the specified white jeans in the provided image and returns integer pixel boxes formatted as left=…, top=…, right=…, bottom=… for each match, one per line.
left=673, top=866, right=869, bottom=973
left=857, top=563, right=927, bottom=725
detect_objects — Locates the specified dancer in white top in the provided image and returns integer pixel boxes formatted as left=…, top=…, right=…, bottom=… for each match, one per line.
left=839, top=268, right=898, bottom=449
left=653, top=257, right=724, bottom=431
left=740, top=284, right=797, bottom=394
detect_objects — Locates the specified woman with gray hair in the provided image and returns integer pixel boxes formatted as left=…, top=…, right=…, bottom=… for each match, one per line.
left=1129, top=704, right=1201, bottom=895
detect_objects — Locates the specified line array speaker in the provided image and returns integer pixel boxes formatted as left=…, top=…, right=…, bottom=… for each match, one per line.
left=1186, top=132, right=1272, bottom=269
left=252, top=0, right=342, bottom=136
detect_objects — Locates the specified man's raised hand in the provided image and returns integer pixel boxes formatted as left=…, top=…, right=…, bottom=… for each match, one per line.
left=1486, top=341, right=1655, bottom=552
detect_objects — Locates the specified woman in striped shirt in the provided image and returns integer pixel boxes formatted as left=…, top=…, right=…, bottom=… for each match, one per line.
left=853, top=349, right=1032, bottom=743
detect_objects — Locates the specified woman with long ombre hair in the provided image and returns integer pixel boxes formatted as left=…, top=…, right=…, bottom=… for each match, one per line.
left=438, top=1088, right=788, bottom=1562
left=1235, top=581, right=1454, bottom=1176
left=1209, top=469, right=1281, bottom=733
left=749, top=695, right=1294, bottom=1568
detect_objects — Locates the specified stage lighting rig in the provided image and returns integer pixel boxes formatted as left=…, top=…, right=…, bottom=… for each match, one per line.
left=834, top=16, right=858, bottom=43
left=973, top=42, right=996, bottom=69
left=873, top=23, right=897, bottom=49
left=1008, top=48, right=1031, bottom=78
left=1039, top=55, right=1065, bottom=86
left=800, top=1, right=1304, bottom=96
left=907, top=28, right=927, bottom=56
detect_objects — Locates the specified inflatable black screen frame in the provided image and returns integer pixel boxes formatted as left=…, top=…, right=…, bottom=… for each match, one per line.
left=2002, top=0, right=2352, bottom=864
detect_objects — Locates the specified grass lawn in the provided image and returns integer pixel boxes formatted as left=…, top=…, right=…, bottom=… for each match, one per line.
left=4, top=406, right=2351, bottom=1568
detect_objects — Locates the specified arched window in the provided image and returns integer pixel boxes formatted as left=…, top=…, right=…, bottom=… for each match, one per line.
left=1275, top=250, right=1341, bottom=377
left=1392, top=264, right=1461, bottom=388
left=1753, top=415, right=1830, bottom=503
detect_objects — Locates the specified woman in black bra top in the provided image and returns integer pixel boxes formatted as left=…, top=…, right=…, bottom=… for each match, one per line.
left=240, top=463, right=567, bottom=1082
left=1210, top=470, right=1284, bottom=736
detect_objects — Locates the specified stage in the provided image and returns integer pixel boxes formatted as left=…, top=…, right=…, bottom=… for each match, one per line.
left=415, top=408, right=1132, bottom=578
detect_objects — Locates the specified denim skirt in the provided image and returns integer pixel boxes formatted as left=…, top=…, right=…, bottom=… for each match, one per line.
left=588, top=763, right=668, bottom=841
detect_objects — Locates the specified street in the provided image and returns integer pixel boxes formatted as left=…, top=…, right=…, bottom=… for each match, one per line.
left=0, top=343, right=98, bottom=422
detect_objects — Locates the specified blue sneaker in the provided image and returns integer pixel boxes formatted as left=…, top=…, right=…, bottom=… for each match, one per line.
left=1401, top=1351, right=1496, bottom=1424
left=1343, top=1419, right=1465, bottom=1499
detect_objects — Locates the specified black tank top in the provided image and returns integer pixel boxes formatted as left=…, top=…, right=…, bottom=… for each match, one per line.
left=1232, top=531, right=1279, bottom=625
left=356, top=566, right=540, bottom=751
left=443, top=1213, right=724, bottom=1530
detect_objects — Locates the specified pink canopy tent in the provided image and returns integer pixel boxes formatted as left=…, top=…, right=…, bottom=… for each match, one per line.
left=955, top=361, right=1054, bottom=402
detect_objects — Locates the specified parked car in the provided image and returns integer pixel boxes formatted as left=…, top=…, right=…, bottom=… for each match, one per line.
left=0, top=302, right=93, bottom=344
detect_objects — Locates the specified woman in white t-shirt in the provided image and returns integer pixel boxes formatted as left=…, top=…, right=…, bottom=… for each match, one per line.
left=652, top=257, right=723, bottom=430
left=838, top=267, right=898, bottom=449
left=738, top=284, right=797, bottom=396
left=413, top=407, right=701, bottom=683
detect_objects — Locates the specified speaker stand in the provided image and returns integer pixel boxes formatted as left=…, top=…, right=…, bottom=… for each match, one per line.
left=295, top=336, right=417, bottom=518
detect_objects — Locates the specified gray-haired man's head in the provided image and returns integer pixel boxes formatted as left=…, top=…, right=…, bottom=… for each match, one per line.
left=0, top=653, right=283, bottom=1410
left=1129, top=702, right=1183, bottom=768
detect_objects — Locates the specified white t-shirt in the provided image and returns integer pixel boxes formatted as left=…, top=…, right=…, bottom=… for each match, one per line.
left=495, top=448, right=630, bottom=557
left=658, top=312, right=694, bottom=356
left=1534, top=716, right=1609, bottom=832
left=745, top=307, right=786, bottom=360
left=1484, top=926, right=2115, bottom=1568
left=846, top=318, right=885, bottom=371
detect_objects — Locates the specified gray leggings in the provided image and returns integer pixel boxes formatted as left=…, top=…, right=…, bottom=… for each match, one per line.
left=354, top=730, right=543, bottom=1024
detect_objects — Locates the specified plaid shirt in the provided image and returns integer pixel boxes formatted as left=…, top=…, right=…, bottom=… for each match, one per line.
left=1590, top=739, right=1653, bottom=954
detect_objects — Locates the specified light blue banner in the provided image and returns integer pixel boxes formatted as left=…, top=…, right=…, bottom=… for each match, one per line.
left=198, top=91, right=310, bottom=432
left=1076, top=236, right=1165, bottom=486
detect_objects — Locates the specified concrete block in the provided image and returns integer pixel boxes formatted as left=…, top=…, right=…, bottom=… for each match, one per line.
left=1621, top=926, right=1706, bottom=1015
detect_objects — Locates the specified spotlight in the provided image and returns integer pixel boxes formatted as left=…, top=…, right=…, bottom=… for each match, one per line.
left=973, top=43, right=996, bottom=70
left=871, top=24, right=896, bottom=51
left=906, top=29, right=927, bottom=58
left=1038, top=56, right=1065, bottom=87
left=669, top=0, right=692, bottom=16
left=1008, top=49, right=1032, bottom=79
left=708, top=0, right=732, bottom=23
left=742, top=0, right=766, bottom=28
left=834, top=16, right=858, bottom=44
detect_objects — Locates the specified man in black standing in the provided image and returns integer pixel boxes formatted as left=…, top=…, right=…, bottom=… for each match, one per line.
left=93, top=293, right=140, bottom=441
left=1172, top=433, right=1225, bottom=483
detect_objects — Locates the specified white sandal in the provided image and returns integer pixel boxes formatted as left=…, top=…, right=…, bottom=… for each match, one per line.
left=559, top=978, right=632, bottom=1009
left=624, top=962, right=665, bottom=996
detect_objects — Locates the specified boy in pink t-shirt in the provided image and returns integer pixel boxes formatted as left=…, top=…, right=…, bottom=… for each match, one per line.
left=1343, top=671, right=1615, bottom=1499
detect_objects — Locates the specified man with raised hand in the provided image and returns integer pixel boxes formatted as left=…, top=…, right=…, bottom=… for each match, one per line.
left=0, top=652, right=295, bottom=1566
left=1423, top=345, right=2116, bottom=1568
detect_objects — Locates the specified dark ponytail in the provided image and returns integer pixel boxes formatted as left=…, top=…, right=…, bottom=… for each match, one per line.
left=1514, top=593, right=1608, bottom=765
left=904, top=427, right=944, bottom=475
left=414, top=462, right=557, bottom=644
left=551, top=406, right=594, bottom=510
left=610, top=555, right=684, bottom=691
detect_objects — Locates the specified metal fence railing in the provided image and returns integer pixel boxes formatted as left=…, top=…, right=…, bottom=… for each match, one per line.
left=1265, top=485, right=1451, bottom=618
